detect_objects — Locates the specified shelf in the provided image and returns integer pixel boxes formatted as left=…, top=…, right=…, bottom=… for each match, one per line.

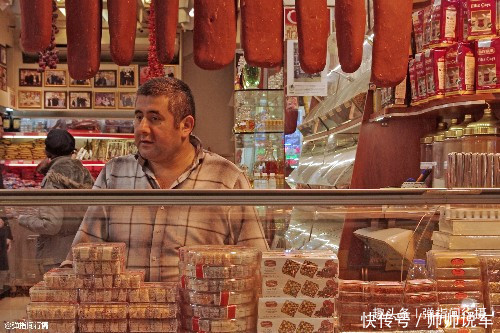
left=234, top=89, right=283, bottom=92
left=2, top=131, right=134, bottom=140
left=303, top=117, right=362, bottom=141
left=369, top=94, right=499, bottom=122
left=234, top=131, right=284, bottom=134
left=1, top=160, right=106, bottom=167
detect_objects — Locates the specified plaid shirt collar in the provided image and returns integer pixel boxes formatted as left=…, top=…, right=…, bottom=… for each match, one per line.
left=136, top=135, right=205, bottom=189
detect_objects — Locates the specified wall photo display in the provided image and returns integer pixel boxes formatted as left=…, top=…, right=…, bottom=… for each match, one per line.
left=94, top=70, right=117, bottom=88
left=94, top=91, right=116, bottom=109
left=19, top=69, right=42, bottom=87
left=119, top=92, right=136, bottom=109
left=70, top=78, right=92, bottom=87
left=45, top=69, right=67, bottom=87
left=118, top=66, right=137, bottom=87
left=69, top=91, right=92, bottom=109
left=44, top=91, right=67, bottom=109
left=18, top=90, right=42, bottom=108
left=0, top=66, right=6, bottom=92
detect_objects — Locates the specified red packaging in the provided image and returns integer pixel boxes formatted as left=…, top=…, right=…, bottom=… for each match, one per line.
left=409, top=58, right=419, bottom=105
left=413, top=10, right=425, bottom=53
left=423, top=6, right=433, bottom=49
left=415, top=53, right=428, bottom=102
left=445, top=42, right=476, bottom=96
left=429, top=0, right=460, bottom=48
left=459, top=0, right=470, bottom=41
left=424, top=48, right=447, bottom=100
left=465, top=0, right=497, bottom=40
left=476, top=37, right=500, bottom=92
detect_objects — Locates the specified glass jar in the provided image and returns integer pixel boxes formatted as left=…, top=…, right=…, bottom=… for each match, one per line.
left=420, top=136, right=433, bottom=169
left=443, top=115, right=473, bottom=187
left=462, top=107, right=500, bottom=153
left=432, top=122, right=448, bottom=188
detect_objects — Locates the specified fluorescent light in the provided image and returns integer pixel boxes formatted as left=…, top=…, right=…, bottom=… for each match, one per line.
left=189, top=8, right=194, bottom=17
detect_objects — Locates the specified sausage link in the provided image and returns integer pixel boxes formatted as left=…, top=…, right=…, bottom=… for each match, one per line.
left=296, top=0, right=329, bottom=74
left=155, top=0, right=179, bottom=64
left=241, top=0, right=283, bottom=68
left=371, top=0, right=413, bottom=87
left=335, top=0, right=366, bottom=73
left=108, top=0, right=137, bottom=66
left=20, top=0, right=52, bottom=52
left=194, top=0, right=236, bottom=70
left=66, top=0, right=102, bottom=80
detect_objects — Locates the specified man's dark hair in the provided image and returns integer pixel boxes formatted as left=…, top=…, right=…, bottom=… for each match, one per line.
left=45, top=129, right=76, bottom=157
left=137, top=77, right=195, bottom=127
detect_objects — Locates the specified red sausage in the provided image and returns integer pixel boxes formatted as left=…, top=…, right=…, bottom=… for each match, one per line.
left=108, top=0, right=137, bottom=66
left=335, top=0, right=366, bottom=73
left=241, top=0, right=283, bottom=68
left=19, top=0, right=52, bottom=52
left=296, top=0, right=329, bottom=74
left=194, top=0, right=236, bottom=70
left=65, top=0, right=102, bottom=80
left=371, top=0, right=413, bottom=87
left=155, top=0, right=179, bottom=64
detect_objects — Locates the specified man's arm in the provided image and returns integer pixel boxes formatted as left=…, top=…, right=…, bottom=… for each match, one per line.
left=230, top=172, right=270, bottom=251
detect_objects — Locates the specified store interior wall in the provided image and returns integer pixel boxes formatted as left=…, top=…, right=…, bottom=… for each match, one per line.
left=0, top=8, right=14, bottom=107
left=182, top=31, right=235, bottom=161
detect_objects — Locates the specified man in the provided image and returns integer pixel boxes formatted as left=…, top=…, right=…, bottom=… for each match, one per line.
left=18, top=129, right=94, bottom=272
left=65, top=77, right=268, bottom=281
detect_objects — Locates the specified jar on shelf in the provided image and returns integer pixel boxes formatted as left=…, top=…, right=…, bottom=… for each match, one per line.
left=443, top=115, right=473, bottom=187
left=432, top=122, right=448, bottom=188
left=462, top=106, right=500, bottom=153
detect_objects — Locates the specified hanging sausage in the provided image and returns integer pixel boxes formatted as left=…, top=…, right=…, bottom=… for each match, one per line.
left=65, top=0, right=102, bottom=80
left=241, top=0, right=283, bottom=68
left=155, top=0, right=179, bottom=64
left=194, top=0, right=236, bottom=70
left=371, top=0, right=413, bottom=87
left=295, top=0, right=329, bottom=74
left=19, top=0, right=52, bottom=53
left=335, top=0, right=366, bottom=73
left=108, top=0, right=137, bottom=66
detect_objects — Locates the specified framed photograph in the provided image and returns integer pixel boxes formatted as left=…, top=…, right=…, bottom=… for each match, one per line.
left=69, top=91, right=92, bottom=109
left=18, top=90, right=42, bottom=109
left=44, top=91, right=67, bottom=109
left=139, top=65, right=149, bottom=86
left=0, top=66, right=6, bottom=92
left=19, top=69, right=42, bottom=87
left=0, top=45, right=6, bottom=66
left=69, top=78, right=91, bottom=87
left=45, top=69, right=67, bottom=86
left=94, top=91, right=116, bottom=109
left=119, top=92, right=136, bottom=109
left=164, top=65, right=181, bottom=79
left=118, top=65, right=137, bottom=87
left=94, top=70, right=117, bottom=88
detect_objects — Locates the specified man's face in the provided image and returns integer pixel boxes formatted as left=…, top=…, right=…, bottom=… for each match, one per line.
left=134, top=95, right=187, bottom=163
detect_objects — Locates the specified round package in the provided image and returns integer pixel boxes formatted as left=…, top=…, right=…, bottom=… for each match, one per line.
left=179, top=246, right=261, bottom=266
left=179, top=262, right=258, bottom=279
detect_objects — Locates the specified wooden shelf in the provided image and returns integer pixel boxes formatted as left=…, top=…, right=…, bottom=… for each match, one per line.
left=369, top=94, right=500, bottom=122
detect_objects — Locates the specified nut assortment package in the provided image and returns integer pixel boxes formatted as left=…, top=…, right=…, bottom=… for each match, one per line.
left=258, top=251, right=338, bottom=332
left=178, top=245, right=261, bottom=332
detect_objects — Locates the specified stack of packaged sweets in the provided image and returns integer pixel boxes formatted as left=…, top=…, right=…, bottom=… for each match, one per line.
left=480, top=252, right=500, bottom=332
left=427, top=251, right=485, bottom=330
left=403, top=278, right=439, bottom=330
left=336, top=280, right=371, bottom=331
left=178, top=245, right=261, bottom=333
left=258, top=250, right=337, bottom=333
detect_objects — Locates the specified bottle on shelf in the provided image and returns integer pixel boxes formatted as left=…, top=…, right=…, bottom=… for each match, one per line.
left=2, top=112, right=11, bottom=132
left=253, top=143, right=278, bottom=189
left=407, top=259, right=428, bottom=279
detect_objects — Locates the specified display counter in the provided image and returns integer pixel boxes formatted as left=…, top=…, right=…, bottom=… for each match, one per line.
left=0, top=188, right=499, bottom=332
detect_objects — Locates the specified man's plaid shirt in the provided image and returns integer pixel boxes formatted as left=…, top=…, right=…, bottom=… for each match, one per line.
left=64, top=136, right=269, bottom=281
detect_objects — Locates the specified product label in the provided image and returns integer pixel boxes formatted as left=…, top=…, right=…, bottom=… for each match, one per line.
left=465, top=54, right=476, bottom=90
left=455, top=292, right=468, bottom=300
left=454, top=280, right=466, bottom=288
left=476, top=38, right=500, bottom=92
left=451, top=258, right=466, bottom=266
left=413, top=10, right=424, bottom=52
left=445, top=7, right=458, bottom=38
left=452, top=268, right=466, bottom=276
left=467, top=0, right=497, bottom=39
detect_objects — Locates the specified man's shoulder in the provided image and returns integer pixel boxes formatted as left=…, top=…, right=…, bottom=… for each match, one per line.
left=104, top=155, right=140, bottom=174
left=201, top=150, right=243, bottom=175
left=196, top=150, right=250, bottom=189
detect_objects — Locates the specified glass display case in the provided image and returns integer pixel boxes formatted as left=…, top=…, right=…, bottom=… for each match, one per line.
left=1, top=189, right=500, bottom=332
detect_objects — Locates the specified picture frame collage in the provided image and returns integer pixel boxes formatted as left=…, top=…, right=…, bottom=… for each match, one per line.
left=16, top=64, right=183, bottom=110
left=0, top=44, right=7, bottom=92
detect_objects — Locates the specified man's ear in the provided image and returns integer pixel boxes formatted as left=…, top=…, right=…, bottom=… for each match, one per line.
left=180, top=115, right=195, bottom=137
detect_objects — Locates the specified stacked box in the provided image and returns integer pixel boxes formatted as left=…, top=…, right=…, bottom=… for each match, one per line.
left=480, top=254, right=500, bottom=330
left=258, top=251, right=337, bottom=332
left=336, top=280, right=371, bottom=332
left=78, top=303, right=128, bottom=333
left=178, top=245, right=261, bottom=333
left=403, top=279, right=439, bottom=330
left=128, top=304, right=178, bottom=332
left=26, top=303, right=77, bottom=333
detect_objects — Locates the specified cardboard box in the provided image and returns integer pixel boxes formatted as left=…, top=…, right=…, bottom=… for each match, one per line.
left=258, top=297, right=335, bottom=319
left=262, top=277, right=337, bottom=299
left=257, top=318, right=335, bottom=333
left=261, top=251, right=338, bottom=280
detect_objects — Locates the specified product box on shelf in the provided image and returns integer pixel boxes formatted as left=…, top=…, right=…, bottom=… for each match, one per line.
left=464, top=0, right=497, bottom=40
left=78, top=303, right=128, bottom=320
left=180, top=289, right=255, bottom=306
left=409, top=58, right=420, bottom=105
left=43, top=268, right=83, bottom=289
left=425, top=48, right=447, bottom=100
left=72, top=242, right=126, bottom=261
left=413, top=9, right=425, bottom=53
left=423, top=6, right=433, bottom=49
left=257, top=318, right=335, bottom=333
left=428, top=0, right=460, bottom=48
left=128, top=282, right=177, bottom=303
left=415, top=53, right=428, bottom=102
left=27, top=303, right=78, bottom=320
left=445, top=42, right=476, bottom=96
left=128, top=319, right=178, bottom=333
left=262, top=276, right=337, bottom=299
left=78, top=320, right=128, bottom=333
left=261, top=251, right=338, bottom=280
left=476, top=38, right=500, bottom=93
left=29, top=281, right=78, bottom=303
left=258, top=297, right=335, bottom=319
left=432, top=232, right=500, bottom=250
left=180, top=316, right=257, bottom=332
